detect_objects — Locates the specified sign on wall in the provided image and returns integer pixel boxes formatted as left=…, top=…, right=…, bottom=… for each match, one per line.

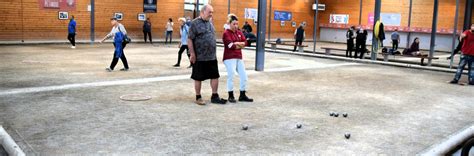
left=329, top=14, right=349, bottom=24
left=368, top=13, right=401, bottom=26
left=274, top=11, right=292, bottom=21
left=380, top=13, right=401, bottom=26
left=38, top=0, right=76, bottom=11
left=144, top=0, right=157, bottom=13
left=245, top=8, right=258, bottom=20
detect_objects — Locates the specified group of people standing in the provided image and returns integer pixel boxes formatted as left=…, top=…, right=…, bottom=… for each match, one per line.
left=346, top=26, right=368, bottom=59
left=187, top=5, right=253, bottom=105
left=142, top=17, right=177, bottom=44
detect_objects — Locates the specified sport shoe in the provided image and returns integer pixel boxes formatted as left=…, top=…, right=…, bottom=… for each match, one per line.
left=469, top=82, right=474, bottom=85
left=449, top=80, right=458, bottom=84
left=173, top=64, right=180, bottom=67
left=71, top=46, right=76, bottom=49
left=105, top=68, right=113, bottom=72
left=120, top=68, right=129, bottom=71
left=195, top=98, right=206, bottom=105
left=211, top=97, right=227, bottom=104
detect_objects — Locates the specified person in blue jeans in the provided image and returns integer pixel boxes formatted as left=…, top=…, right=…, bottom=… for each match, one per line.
left=67, top=15, right=76, bottom=49
left=165, top=18, right=174, bottom=44
left=450, top=24, right=474, bottom=85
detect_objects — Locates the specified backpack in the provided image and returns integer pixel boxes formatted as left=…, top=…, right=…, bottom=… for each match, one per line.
left=276, top=38, right=282, bottom=44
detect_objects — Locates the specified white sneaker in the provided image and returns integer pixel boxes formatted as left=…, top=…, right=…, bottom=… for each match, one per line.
left=71, top=46, right=76, bottom=49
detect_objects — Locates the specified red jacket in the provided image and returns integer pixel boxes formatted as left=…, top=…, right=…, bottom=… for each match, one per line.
left=223, top=29, right=247, bottom=60
left=462, top=30, right=474, bottom=56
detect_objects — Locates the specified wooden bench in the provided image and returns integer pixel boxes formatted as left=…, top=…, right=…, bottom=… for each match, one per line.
left=268, top=42, right=308, bottom=52
left=379, top=52, right=439, bottom=66
left=321, top=47, right=370, bottom=55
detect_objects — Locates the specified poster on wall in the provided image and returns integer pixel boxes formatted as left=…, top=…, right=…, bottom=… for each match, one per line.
left=58, top=11, right=68, bottom=20
left=380, top=13, right=401, bottom=26
left=38, top=0, right=76, bottom=11
left=138, top=13, right=146, bottom=21
left=245, top=8, right=258, bottom=20
left=368, top=13, right=401, bottom=26
left=329, top=14, right=349, bottom=24
left=144, top=0, right=157, bottom=13
left=274, top=11, right=292, bottom=21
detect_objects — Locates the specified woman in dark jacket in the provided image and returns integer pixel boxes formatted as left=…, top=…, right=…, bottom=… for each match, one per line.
left=403, top=37, right=421, bottom=56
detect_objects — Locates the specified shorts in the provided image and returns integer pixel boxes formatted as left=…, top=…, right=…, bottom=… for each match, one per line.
left=191, top=60, right=220, bottom=81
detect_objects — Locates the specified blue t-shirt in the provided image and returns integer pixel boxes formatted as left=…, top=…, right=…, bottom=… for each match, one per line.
left=68, top=20, right=76, bottom=34
left=180, top=24, right=189, bottom=45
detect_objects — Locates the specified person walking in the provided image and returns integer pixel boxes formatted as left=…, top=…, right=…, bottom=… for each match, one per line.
left=67, top=15, right=77, bottom=49
left=449, top=24, right=474, bottom=85
left=346, top=26, right=355, bottom=57
left=188, top=4, right=227, bottom=105
left=222, top=14, right=253, bottom=103
left=173, top=18, right=192, bottom=68
left=355, top=26, right=368, bottom=59
left=143, top=18, right=152, bottom=43
left=391, top=29, right=400, bottom=51
left=100, top=18, right=129, bottom=72
left=165, top=18, right=174, bottom=44
left=293, top=25, right=305, bottom=52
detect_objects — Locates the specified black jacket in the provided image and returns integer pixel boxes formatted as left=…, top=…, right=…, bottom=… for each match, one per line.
left=356, top=30, right=368, bottom=41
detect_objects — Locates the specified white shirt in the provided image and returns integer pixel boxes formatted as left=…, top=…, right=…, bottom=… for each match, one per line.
left=224, top=23, right=230, bottom=30
left=166, top=22, right=174, bottom=31
left=106, top=23, right=127, bottom=40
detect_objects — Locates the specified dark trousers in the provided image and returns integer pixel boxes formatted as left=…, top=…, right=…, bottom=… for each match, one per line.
left=392, top=40, right=399, bottom=51
left=143, top=31, right=152, bottom=43
left=67, top=33, right=75, bottom=46
left=293, top=40, right=303, bottom=52
left=110, top=43, right=129, bottom=70
left=346, top=40, right=354, bottom=57
left=355, top=40, right=366, bottom=59
left=453, top=55, right=474, bottom=83
left=176, top=45, right=190, bottom=66
left=165, top=31, right=173, bottom=44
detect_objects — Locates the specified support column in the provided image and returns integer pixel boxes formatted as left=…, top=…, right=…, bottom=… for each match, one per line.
left=313, top=0, right=318, bottom=53
left=227, top=0, right=230, bottom=15
left=371, top=0, right=381, bottom=60
left=450, top=0, right=460, bottom=68
left=428, top=0, right=439, bottom=66
left=406, top=0, right=413, bottom=48
left=268, top=0, right=272, bottom=41
left=358, top=0, right=362, bottom=25
left=255, top=0, right=267, bottom=71
left=90, top=0, right=95, bottom=43
left=196, top=0, right=200, bottom=15
left=464, top=0, right=473, bottom=30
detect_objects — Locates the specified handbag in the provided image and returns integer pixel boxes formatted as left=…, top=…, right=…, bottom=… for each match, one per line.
left=118, top=27, right=131, bottom=44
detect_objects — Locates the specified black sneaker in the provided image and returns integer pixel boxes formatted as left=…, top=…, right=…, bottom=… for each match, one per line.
left=120, top=68, right=129, bottom=71
left=173, top=64, right=180, bottom=67
left=449, top=80, right=458, bottom=84
left=211, top=97, right=227, bottom=104
left=469, top=82, right=474, bottom=85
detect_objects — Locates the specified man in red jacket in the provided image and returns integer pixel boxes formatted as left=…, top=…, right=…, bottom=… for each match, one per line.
left=450, top=24, right=474, bottom=85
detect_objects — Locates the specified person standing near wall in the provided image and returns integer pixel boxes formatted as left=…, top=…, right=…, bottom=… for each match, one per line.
left=165, top=18, right=174, bottom=44
left=391, top=29, right=400, bottom=52
left=449, top=24, right=474, bottom=85
left=346, top=26, right=355, bottom=57
left=242, top=21, right=253, bottom=33
left=222, top=14, right=253, bottom=103
left=355, top=26, right=368, bottom=59
left=293, top=25, right=305, bottom=52
left=100, top=18, right=129, bottom=72
left=173, top=18, right=191, bottom=68
left=67, top=15, right=76, bottom=49
left=188, top=4, right=227, bottom=105
left=143, top=18, right=152, bottom=43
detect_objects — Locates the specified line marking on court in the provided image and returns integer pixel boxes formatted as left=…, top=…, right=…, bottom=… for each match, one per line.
left=0, top=63, right=357, bottom=96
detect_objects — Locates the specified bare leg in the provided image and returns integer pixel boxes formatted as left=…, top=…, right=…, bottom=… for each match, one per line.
left=210, top=79, right=219, bottom=94
left=194, top=80, right=202, bottom=96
